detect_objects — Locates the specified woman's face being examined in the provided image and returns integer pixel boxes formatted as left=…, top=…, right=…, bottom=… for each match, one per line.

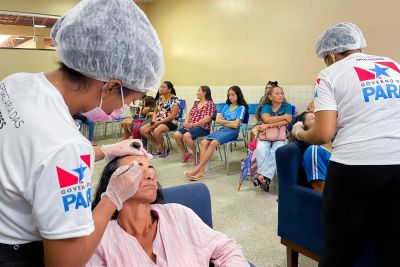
left=118, top=155, right=157, bottom=203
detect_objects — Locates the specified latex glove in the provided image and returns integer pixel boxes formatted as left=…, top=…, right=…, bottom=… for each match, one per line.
left=102, top=161, right=143, bottom=210
left=291, top=121, right=304, bottom=140
left=101, top=139, right=153, bottom=162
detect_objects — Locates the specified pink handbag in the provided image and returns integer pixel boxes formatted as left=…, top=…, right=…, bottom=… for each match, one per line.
left=258, top=125, right=287, bottom=141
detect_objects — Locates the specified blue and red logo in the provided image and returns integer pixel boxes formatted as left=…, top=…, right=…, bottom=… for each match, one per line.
left=354, top=61, right=400, bottom=82
left=313, top=78, right=321, bottom=98
left=356, top=61, right=400, bottom=103
left=57, top=154, right=92, bottom=212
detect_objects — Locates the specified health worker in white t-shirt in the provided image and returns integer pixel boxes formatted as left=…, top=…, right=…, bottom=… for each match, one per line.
left=292, top=22, right=400, bottom=266
left=0, top=0, right=164, bottom=266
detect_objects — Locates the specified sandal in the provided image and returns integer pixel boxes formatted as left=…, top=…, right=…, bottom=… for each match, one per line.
left=159, top=149, right=170, bottom=158
left=260, top=178, right=271, bottom=192
left=190, top=173, right=205, bottom=181
left=184, top=170, right=193, bottom=179
left=252, top=176, right=260, bottom=186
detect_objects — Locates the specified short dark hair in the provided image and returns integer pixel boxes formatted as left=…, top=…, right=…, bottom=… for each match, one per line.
left=91, top=157, right=164, bottom=220
left=58, top=62, right=135, bottom=96
left=144, top=96, right=156, bottom=108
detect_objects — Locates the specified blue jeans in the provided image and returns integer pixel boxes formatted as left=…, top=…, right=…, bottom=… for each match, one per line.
left=255, top=140, right=286, bottom=180
left=75, top=118, right=95, bottom=142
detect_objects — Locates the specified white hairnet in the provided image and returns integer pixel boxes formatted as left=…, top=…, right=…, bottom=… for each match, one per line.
left=51, top=0, right=164, bottom=92
left=315, top=22, right=367, bottom=58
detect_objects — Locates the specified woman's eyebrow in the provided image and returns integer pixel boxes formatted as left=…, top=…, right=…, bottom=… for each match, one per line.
left=148, top=165, right=154, bottom=169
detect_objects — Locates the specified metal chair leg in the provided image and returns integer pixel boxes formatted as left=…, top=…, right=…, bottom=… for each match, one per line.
left=218, top=145, right=223, bottom=161
left=104, top=122, right=108, bottom=137
left=226, top=144, right=230, bottom=175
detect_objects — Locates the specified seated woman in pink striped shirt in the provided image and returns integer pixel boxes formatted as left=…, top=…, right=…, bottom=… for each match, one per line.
left=86, top=153, right=249, bottom=267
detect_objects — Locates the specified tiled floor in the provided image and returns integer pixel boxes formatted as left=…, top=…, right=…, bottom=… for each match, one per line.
left=92, top=137, right=318, bottom=267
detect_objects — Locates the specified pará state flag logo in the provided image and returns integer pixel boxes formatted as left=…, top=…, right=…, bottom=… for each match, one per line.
left=313, top=78, right=321, bottom=98
left=354, top=62, right=400, bottom=82
left=356, top=61, right=400, bottom=103
left=57, top=154, right=92, bottom=212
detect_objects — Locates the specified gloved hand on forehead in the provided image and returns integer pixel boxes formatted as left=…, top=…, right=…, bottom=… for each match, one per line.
left=102, top=161, right=143, bottom=210
left=101, top=139, right=153, bottom=162
left=291, top=121, right=304, bottom=140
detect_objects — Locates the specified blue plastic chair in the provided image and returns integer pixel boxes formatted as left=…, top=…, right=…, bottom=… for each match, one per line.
left=164, top=99, right=186, bottom=150
left=211, top=103, right=227, bottom=131
left=219, top=111, right=249, bottom=175
left=240, top=103, right=258, bottom=142
left=177, top=99, right=186, bottom=127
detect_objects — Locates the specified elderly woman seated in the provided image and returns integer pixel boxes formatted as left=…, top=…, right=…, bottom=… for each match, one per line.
left=86, top=153, right=249, bottom=266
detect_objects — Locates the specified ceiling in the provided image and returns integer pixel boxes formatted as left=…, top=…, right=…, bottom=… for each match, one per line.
left=0, top=14, right=57, bottom=28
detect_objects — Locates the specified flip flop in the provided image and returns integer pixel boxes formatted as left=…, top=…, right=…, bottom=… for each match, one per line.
left=183, top=171, right=193, bottom=179
left=159, top=149, right=170, bottom=158
left=189, top=174, right=205, bottom=181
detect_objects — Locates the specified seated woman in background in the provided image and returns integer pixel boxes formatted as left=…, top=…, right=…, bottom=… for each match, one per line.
left=184, top=86, right=248, bottom=181
left=173, top=86, right=216, bottom=164
left=253, top=86, right=292, bottom=192
left=249, top=81, right=279, bottom=142
left=121, top=96, right=156, bottom=140
left=140, top=81, right=180, bottom=158
left=292, top=111, right=331, bottom=193
left=86, top=153, right=249, bottom=267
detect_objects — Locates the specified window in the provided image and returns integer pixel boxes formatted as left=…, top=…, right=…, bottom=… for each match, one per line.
left=0, top=11, right=59, bottom=50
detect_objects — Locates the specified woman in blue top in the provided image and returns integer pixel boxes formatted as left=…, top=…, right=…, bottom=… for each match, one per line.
left=253, top=86, right=292, bottom=192
left=184, top=86, right=248, bottom=181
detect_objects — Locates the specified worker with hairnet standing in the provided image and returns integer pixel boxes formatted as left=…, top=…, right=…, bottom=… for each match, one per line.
left=0, top=0, right=163, bottom=266
left=292, top=22, right=400, bottom=266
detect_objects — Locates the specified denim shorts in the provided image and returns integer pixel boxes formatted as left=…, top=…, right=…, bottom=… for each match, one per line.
left=177, top=126, right=210, bottom=140
left=205, top=126, right=239, bottom=145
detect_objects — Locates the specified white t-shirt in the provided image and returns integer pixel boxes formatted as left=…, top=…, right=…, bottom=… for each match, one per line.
left=314, top=52, right=400, bottom=165
left=0, top=73, right=95, bottom=244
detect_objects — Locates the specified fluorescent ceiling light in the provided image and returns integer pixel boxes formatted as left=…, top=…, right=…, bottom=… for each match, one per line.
left=33, top=24, right=46, bottom=28
left=15, top=37, right=25, bottom=40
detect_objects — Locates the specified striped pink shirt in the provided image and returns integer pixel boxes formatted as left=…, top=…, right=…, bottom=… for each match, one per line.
left=86, top=203, right=249, bottom=267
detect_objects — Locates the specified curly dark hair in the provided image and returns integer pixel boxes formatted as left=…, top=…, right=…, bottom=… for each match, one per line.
left=91, top=157, right=164, bottom=220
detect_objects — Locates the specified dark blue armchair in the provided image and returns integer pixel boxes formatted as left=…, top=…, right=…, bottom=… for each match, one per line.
left=276, top=143, right=375, bottom=267
left=163, top=183, right=255, bottom=267
left=163, top=183, right=213, bottom=228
